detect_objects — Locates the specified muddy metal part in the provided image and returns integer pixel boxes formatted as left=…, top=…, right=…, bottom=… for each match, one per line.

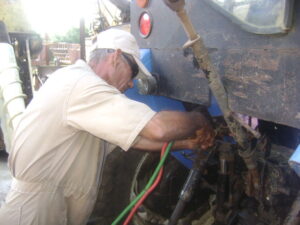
left=128, top=0, right=299, bottom=221
left=126, top=137, right=300, bottom=225
left=162, top=0, right=261, bottom=196
left=131, top=1, right=300, bottom=199
left=131, top=1, right=300, bottom=131
left=161, top=0, right=256, bottom=148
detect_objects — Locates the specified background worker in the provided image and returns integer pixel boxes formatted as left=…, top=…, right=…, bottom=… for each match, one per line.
left=0, top=28, right=214, bottom=225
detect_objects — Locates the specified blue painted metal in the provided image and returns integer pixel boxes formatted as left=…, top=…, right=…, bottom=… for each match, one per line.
left=125, top=49, right=194, bottom=169
left=289, top=145, right=300, bottom=177
left=208, top=95, right=222, bottom=117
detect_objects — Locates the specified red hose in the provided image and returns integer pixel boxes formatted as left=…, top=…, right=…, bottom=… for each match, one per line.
left=123, top=143, right=168, bottom=225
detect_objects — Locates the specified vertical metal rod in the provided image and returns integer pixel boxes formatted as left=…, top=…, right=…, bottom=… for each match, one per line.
left=176, top=7, right=249, bottom=149
left=168, top=168, right=201, bottom=225
left=80, top=18, right=86, bottom=61
left=25, top=39, right=34, bottom=96
left=168, top=149, right=214, bottom=225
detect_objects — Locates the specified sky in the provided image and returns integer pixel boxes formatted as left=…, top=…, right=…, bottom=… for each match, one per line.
left=20, top=0, right=101, bottom=36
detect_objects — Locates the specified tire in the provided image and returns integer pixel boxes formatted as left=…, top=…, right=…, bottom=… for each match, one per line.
left=88, top=147, right=215, bottom=225
left=88, top=147, right=145, bottom=225
left=129, top=153, right=215, bottom=225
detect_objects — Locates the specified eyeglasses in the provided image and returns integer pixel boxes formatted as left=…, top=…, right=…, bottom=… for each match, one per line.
left=121, top=53, right=139, bottom=79
left=105, top=49, right=139, bottom=78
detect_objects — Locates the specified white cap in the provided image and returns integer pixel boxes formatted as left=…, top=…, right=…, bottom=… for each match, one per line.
left=92, top=28, right=152, bottom=77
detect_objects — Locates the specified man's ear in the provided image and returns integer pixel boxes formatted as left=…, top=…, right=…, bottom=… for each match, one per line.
left=111, top=49, right=123, bottom=67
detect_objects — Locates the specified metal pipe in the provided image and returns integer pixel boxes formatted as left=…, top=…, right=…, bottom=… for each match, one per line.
left=168, top=168, right=201, bottom=225
left=80, top=18, right=86, bottom=61
left=216, top=150, right=231, bottom=222
left=168, top=149, right=215, bottom=225
left=25, top=39, right=35, bottom=95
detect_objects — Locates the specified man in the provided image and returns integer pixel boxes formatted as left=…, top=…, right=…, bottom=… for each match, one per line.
left=0, top=29, right=214, bottom=225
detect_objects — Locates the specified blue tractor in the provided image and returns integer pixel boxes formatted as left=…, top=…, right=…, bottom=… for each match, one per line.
left=90, top=1, right=300, bottom=225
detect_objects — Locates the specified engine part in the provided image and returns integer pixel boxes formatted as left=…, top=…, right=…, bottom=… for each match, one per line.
left=162, top=0, right=263, bottom=199
left=136, top=75, right=158, bottom=95
left=168, top=167, right=201, bottom=225
left=168, top=148, right=215, bottom=225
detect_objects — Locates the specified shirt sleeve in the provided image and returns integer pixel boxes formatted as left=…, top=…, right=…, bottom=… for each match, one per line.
left=65, top=75, right=156, bottom=150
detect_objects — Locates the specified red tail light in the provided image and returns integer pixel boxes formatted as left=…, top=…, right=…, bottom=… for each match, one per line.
left=139, top=12, right=152, bottom=38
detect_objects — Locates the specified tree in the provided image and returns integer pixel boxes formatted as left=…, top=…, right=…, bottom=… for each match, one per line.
left=51, top=27, right=88, bottom=44
left=0, top=0, right=31, bottom=32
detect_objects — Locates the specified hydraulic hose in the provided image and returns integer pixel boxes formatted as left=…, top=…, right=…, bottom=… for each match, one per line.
left=111, top=142, right=174, bottom=225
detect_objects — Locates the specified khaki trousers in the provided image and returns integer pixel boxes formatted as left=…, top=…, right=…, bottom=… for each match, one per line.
left=0, top=179, right=95, bottom=225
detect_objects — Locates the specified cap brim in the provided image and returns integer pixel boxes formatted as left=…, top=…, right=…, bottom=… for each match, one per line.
left=133, top=55, right=152, bottom=77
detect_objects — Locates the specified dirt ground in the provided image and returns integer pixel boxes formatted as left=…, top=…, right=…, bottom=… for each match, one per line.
left=0, top=151, right=11, bottom=207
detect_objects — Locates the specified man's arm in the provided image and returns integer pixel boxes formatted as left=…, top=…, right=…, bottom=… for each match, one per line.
left=133, top=110, right=215, bottom=151
left=139, top=111, right=212, bottom=142
left=132, top=136, right=200, bottom=152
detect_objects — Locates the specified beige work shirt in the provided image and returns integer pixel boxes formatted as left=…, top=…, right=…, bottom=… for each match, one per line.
left=3, top=60, right=156, bottom=224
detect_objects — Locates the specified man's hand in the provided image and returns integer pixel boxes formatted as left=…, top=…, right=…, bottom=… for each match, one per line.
left=172, top=123, right=215, bottom=150
left=133, top=123, right=214, bottom=151
left=194, top=125, right=215, bottom=149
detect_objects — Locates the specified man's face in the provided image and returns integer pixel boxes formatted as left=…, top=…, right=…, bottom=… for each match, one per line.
left=110, top=51, right=138, bottom=93
left=90, top=49, right=138, bottom=93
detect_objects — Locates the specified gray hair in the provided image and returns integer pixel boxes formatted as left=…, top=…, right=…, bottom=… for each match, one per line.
left=88, top=49, right=114, bottom=64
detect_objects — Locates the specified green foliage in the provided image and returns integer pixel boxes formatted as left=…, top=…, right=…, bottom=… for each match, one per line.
left=0, top=0, right=31, bottom=32
left=51, top=27, right=89, bottom=44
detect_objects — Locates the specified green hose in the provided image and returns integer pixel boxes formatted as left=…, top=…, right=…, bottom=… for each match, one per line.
left=111, top=142, right=174, bottom=225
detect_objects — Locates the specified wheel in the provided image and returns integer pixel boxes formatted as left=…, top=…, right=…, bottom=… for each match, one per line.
left=130, top=152, right=216, bottom=225
left=88, top=147, right=216, bottom=225
left=88, top=147, right=145, bottom=225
